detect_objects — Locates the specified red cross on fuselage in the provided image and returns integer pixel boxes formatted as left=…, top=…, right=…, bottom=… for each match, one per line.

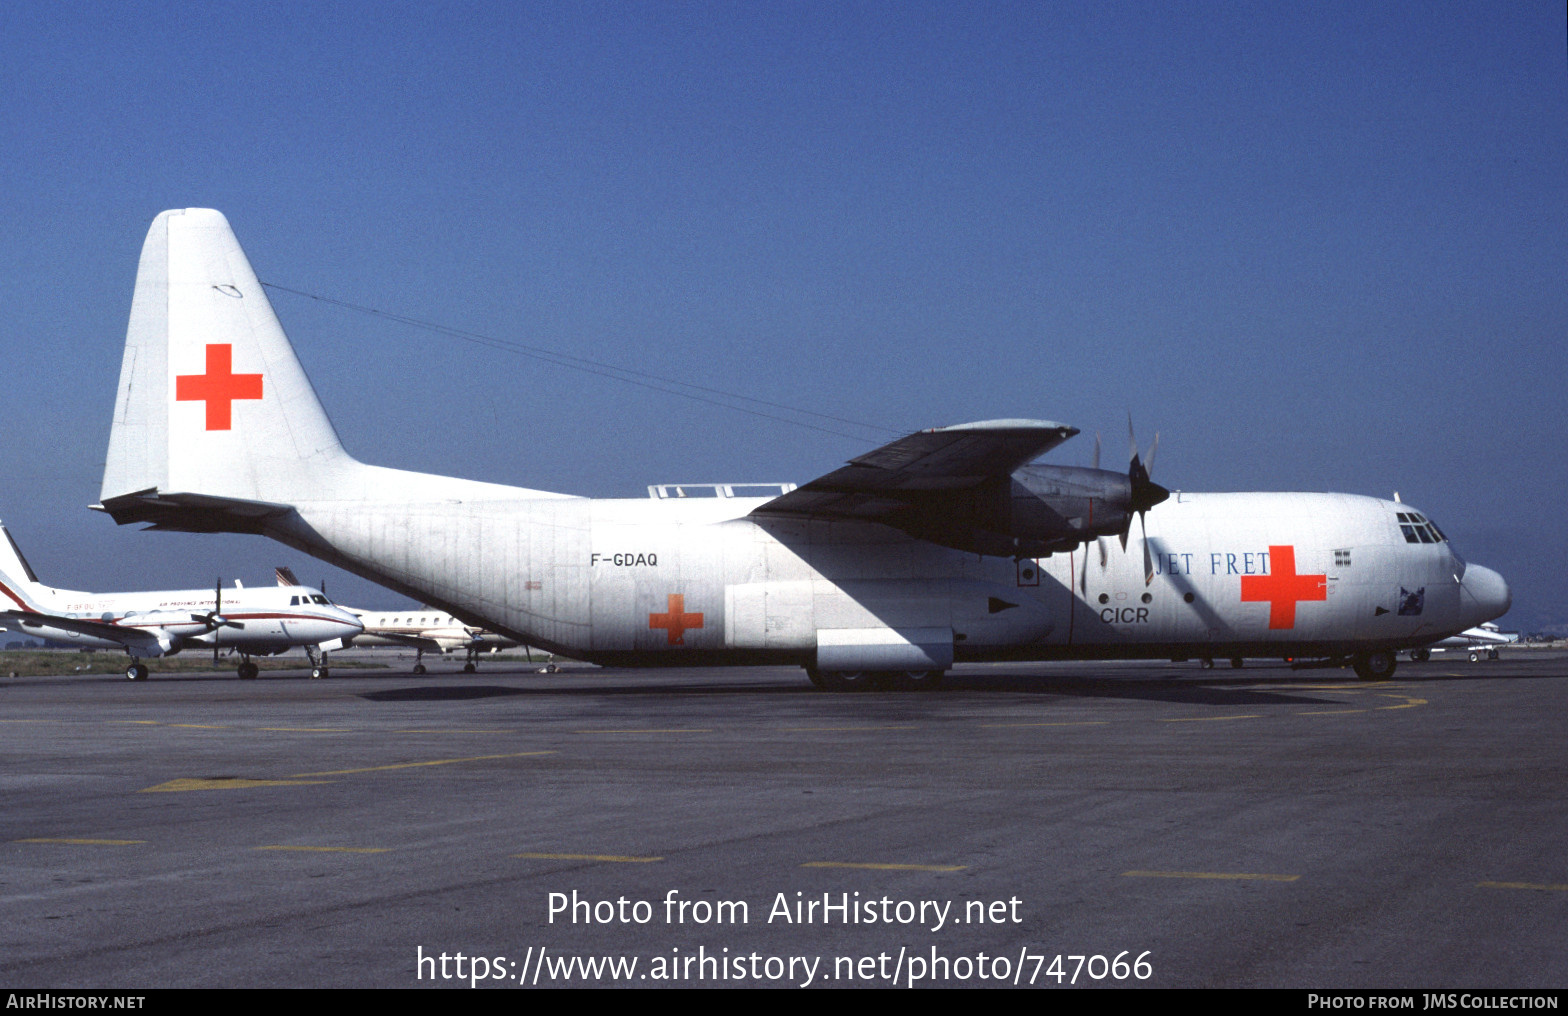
left=1239, top=544, right=1326, bottom=629
left=649, top=593, right=703, bottom=645
left=176, top=343, right=264, bottom=431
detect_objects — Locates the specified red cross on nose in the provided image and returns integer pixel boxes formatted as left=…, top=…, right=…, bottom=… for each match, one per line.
left=1239, top=545, right=1326, bottom=629
left=176, top=343, right=264, bottom=431
left=649, top=593, right=703, bottom=645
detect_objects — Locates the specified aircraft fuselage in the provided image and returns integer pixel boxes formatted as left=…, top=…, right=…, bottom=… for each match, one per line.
left=264, top=487, right=1499, bottom=668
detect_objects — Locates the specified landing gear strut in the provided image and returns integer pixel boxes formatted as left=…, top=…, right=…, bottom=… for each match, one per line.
left=305, top=645, right=331, bottom=680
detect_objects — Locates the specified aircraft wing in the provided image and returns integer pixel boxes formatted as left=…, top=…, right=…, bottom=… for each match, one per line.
left=0, top=610, right=169, bottom=655
left=349, top=631, right=446, bottom=652
left=752, top=419, right=1077, bottom=524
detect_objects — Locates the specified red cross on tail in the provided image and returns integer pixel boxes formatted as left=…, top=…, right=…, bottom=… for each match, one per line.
left=649, top=593, right=703, bottom=645
left=175, top=343, right=264, bottom=431
left=1239, top=544, right=1326, bottom=629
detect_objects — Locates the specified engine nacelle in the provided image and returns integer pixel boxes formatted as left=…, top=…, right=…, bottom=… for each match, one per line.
left=892, top=464, right=1163, bottom=558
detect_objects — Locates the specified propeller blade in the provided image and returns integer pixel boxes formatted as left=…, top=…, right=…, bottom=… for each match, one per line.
left=214, top=578, right=221, bottom=665
left=1141, top=513, right=1154, bottom=585
left=1092, top=432, right=1101, bottom=472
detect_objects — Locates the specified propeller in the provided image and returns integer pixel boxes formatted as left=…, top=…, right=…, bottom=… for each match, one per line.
left=191, top=577, right=245, bottom=651
left=1121, top=418, right=1171, bottom=585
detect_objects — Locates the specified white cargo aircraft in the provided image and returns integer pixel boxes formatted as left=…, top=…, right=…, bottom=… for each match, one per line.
left=91, top=209, right=1511, bottom=689
left=0, top=520, right=362, bottom=680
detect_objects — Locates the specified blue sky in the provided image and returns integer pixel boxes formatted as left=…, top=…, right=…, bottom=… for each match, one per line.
left=2, top=2, right=1565, bottom=630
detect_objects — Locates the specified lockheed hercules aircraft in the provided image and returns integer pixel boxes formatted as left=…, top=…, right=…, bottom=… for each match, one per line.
left=92, top=210, right=1510, bottom=688
left=0, top=519, right=361, bottom=680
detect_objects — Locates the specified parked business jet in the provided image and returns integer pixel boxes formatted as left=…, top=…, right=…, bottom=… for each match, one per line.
left=1408, top=621, right=1521, bottom=663
left=345, top=607, right=518, bottom=673
left=0, top=519, right=361, bottom=680
left=91, top=210, right=1511, bottom=688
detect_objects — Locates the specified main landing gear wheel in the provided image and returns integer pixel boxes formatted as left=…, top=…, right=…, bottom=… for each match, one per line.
left=463, top=662, right=476, bottom=673
left=1468, top=651, right=1480, bottom=663
left=310, top=667, right=329, bottom=680
left=1488, top=649, right=1499, bottom=661
left=237, top=661, right=260, bottom=680
left=1410, top=648, right=1431, bottom=662
left=125, top=663, right=149, bottom=681
left=1352, top=651, right=1397, bottom=681
left=807, top=668, right=874, bottom=692
left=1230, top=658, right=1244, bottom=669
left=885, top=670, right=946, bottom=691
left=412, top=664, right=427, bottom=675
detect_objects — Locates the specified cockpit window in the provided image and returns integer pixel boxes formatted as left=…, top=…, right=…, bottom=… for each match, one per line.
left=1396, top=511, right=1446, bottom=544
left=311, top=594, right=329, bottom=605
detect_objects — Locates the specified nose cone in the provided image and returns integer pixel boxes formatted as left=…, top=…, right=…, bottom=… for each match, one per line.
left=330, top=608, right=365, bottom=637
left=1459, top=564, right=1511, bottom=627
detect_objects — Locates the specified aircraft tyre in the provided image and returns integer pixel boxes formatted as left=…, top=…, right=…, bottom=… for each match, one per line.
left=1352, top=651, right=1397, bottom=681
left=237, top=661, right=260, bottom=680
left=1410, top=648, right=1431, bottom=662
left=310, top=667, right=328, bottom=679
left=803, top=666, right=825, bottom=689
left=125, top=663, right=149, bottom=681
left=1230, top=657, right=1244, bottom=669
left=413, top=664, right=426, bottom=675
left=811, top=669, right=874, bottom=692
left=1488, top=649, right=1499, bottom=660
left=463, top=662, right=476, bottom=673
left=1469, top=651, right=1480, bottom=663
left=886, top=670, right=945, bottom=691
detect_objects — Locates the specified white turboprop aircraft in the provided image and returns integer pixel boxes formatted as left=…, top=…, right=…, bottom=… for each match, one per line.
left=91, top=209, right=1511, bottom=688
left=0, top=520, right=362, bottom=681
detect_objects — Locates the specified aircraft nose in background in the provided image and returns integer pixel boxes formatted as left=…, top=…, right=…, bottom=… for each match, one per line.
left=324, top=607, right=365, bottom=638
left=1459, top=564, right=1511, bottom=626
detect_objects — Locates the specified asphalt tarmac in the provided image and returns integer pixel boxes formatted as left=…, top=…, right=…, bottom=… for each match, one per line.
left=3, top=650, right=1566, bottom=989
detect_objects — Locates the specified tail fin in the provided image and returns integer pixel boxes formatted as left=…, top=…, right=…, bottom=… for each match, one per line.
left=100, top=209, right=353, bottom=508
left=0, top=521, right=56, bottom=612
